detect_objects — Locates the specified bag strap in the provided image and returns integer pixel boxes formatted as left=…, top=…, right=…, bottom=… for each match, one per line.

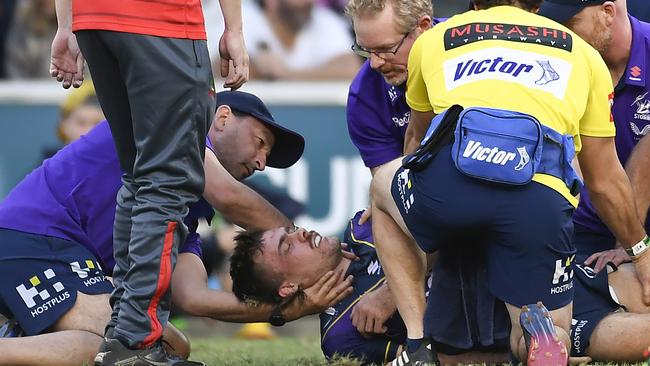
left=402, top=105, right=464, bottom=170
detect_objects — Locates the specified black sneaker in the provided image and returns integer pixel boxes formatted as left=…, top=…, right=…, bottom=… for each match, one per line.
left=520, top=302, right=568, bottom=366
left=94, top=338, right=205, bottom=366
left=391, top=339, right=439, bottom=366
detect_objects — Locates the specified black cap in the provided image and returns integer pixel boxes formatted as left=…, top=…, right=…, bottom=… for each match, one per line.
left=538, top=0, right=609, bottom=24
left=216, top=91, right=305, bottom=169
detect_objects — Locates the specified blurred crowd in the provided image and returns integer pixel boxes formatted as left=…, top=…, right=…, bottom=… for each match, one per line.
left=4, top=0, right=646, bottom=81
left=2, top=0, right=362, bottom=81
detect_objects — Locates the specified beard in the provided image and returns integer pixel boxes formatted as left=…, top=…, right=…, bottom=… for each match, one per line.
left=591, top=28, right=613, bottom=55
left=278, top=1, right=312, bottom=33
left=383, top=70, right=408, bottom=86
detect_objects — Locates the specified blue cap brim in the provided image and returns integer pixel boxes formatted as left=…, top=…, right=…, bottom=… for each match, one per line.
left=537, top=2, right=584, bottom=24
left=248, top=111, right=305, bottom=169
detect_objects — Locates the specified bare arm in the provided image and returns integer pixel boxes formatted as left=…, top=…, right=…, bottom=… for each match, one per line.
left=51, top=0, right=84, bottom=88
left=403, top=110, right=436, bottom=154
left=171, top=253, right=354, bottom=322
left=578, top=135, right=650, bottom=304
left=204, top=148, right=290, bottom=231
left=54, top=0, right=72, bottom=29
left=578, top=135, right=646, bottom=247
left=625, top=134, right=650, bottom=223
left=217, top=0, right=249, bottom=89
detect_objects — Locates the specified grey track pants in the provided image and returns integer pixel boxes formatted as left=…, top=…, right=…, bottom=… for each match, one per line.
left=76, top=30, right=215, bottom=348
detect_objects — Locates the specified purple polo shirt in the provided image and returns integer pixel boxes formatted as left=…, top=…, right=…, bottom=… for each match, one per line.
left=573, top=15, right=650, bottom=236
left=347, top=19, right=444, bottom=169
left=347, top=63, right=410, bottom=168
left=0, top=121, right=212, bottom=274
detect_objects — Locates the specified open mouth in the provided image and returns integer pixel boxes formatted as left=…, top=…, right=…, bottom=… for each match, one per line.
left=311, top=233, right=322, bottom=249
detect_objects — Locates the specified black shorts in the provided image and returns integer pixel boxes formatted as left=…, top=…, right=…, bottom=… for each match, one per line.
left=570, top=228, right=622, bottom=356
left=391, top=145, right=576, bottom=309
left=0, top=229, right=113, bottom=335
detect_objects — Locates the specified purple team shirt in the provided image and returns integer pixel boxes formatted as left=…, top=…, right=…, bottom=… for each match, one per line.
left=573, top=15, right=650, bottom=235
left=347, top=61, right=410, bottom=168
left=0, top=121, right=213, bottom=274
left=347, top=19, right=444, bottom=169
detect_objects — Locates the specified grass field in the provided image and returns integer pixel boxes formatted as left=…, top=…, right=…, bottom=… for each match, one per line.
left=186, top=336, right=645, bottom=366
left=189, top=336, right=360, bottom=366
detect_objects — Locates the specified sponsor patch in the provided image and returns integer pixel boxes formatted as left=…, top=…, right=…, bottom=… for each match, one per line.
left=443, top=23, right=573, bottom=51
left=443, top=48, right=572, bottom=100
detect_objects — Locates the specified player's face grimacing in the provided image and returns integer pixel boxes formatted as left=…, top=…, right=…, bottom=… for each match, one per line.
left=259, top=227, right=343, bottom=296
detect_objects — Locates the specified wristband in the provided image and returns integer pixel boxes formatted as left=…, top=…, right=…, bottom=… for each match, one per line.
left=626, top=235, right=650, bottom=257
left=269, top=305, right=287, bottom=327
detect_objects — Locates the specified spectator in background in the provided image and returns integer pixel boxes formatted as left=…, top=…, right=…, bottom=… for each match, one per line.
left=57, top=81, right=103, bottom=144
left=220, top=0, right=360, bottom=80
left=42, top=80, right=104, bottom=159
left=0, top=0, right=17, bottom=78
left=5, top=0, right=56, bottom=78
left=316, top=0, right=347, bottom=15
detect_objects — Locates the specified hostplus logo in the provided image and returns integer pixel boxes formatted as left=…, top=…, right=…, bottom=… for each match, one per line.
left=15, top=269, right=71, bottom=318
left=550, top=254, right=574, bottom=295
left=70, top=260, right=106, bottom=287
left=396, top=169, right=414, bottom=213
left=571, top=318, right=588, bottom=353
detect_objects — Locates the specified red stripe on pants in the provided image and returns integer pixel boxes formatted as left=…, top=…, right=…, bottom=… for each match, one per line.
left=142, top=221, right=176, bottom=347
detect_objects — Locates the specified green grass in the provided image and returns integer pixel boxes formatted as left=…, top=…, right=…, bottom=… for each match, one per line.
left=188, top=336, right=360, bottom=365
left=187, top=336, right=649, bottom=366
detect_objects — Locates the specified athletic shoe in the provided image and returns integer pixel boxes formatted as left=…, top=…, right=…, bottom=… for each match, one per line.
left=391, top=339, right=439, bottom=366
left=520, top=302, right=568, bottom=366
left=0, top=317, right=23, bottom=337
left=94, top=337, right=205, bottom=366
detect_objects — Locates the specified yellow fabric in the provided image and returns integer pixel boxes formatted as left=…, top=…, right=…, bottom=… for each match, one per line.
left=60, top=80, right=96, bottom=119
left=406, top=6, right=615, bottom=205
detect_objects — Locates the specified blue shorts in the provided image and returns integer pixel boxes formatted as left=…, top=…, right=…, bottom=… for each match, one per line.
left=0, top=228, right=113, bottom=335
left=391, top=145, right=576, bottom=309
left=570, top=229, right=621, bottom=357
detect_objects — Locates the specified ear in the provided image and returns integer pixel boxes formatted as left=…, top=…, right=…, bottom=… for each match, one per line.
left=602, top=1, right=616, bottom=25
left=213, top=105, right=231, bottom=132
left=278, top=281, right=299, bottom=298
left=416, top=15, right=432, bottom=33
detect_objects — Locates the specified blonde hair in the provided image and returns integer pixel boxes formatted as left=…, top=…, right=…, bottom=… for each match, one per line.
left=345, top=0, right=433, bottom=34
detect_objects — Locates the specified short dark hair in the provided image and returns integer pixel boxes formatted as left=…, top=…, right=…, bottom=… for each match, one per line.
left=472, top=0, right=542, bottom=11
left=230, top=230, right=284, bottom=304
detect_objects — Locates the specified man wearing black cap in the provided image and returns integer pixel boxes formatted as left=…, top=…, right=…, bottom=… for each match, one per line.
left=538, top=0, right=650, bottom=362
left=0, top=90, right=354, bottom=365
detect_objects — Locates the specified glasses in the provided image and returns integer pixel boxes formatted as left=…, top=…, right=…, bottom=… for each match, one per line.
left=351, top=32, right=410, bottom=59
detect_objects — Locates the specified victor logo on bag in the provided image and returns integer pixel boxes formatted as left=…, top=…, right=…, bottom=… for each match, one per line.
left=461, top=140, right=519, bottom=166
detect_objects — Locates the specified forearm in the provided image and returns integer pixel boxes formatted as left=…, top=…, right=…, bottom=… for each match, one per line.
left=218, top=0, right=243, bottom=31
left=203, top=149, right=291, bottom=230
left=404, top=109, right=435, bottom=154
left=587, top=163, right=646, bottom=247
left=211, top=183, right=291, bottom=231
left=579, top=135, right=646, bottom=248
left=625, top=135, right=650, bottom=223
left=54, top=0, right=73, bottom=29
